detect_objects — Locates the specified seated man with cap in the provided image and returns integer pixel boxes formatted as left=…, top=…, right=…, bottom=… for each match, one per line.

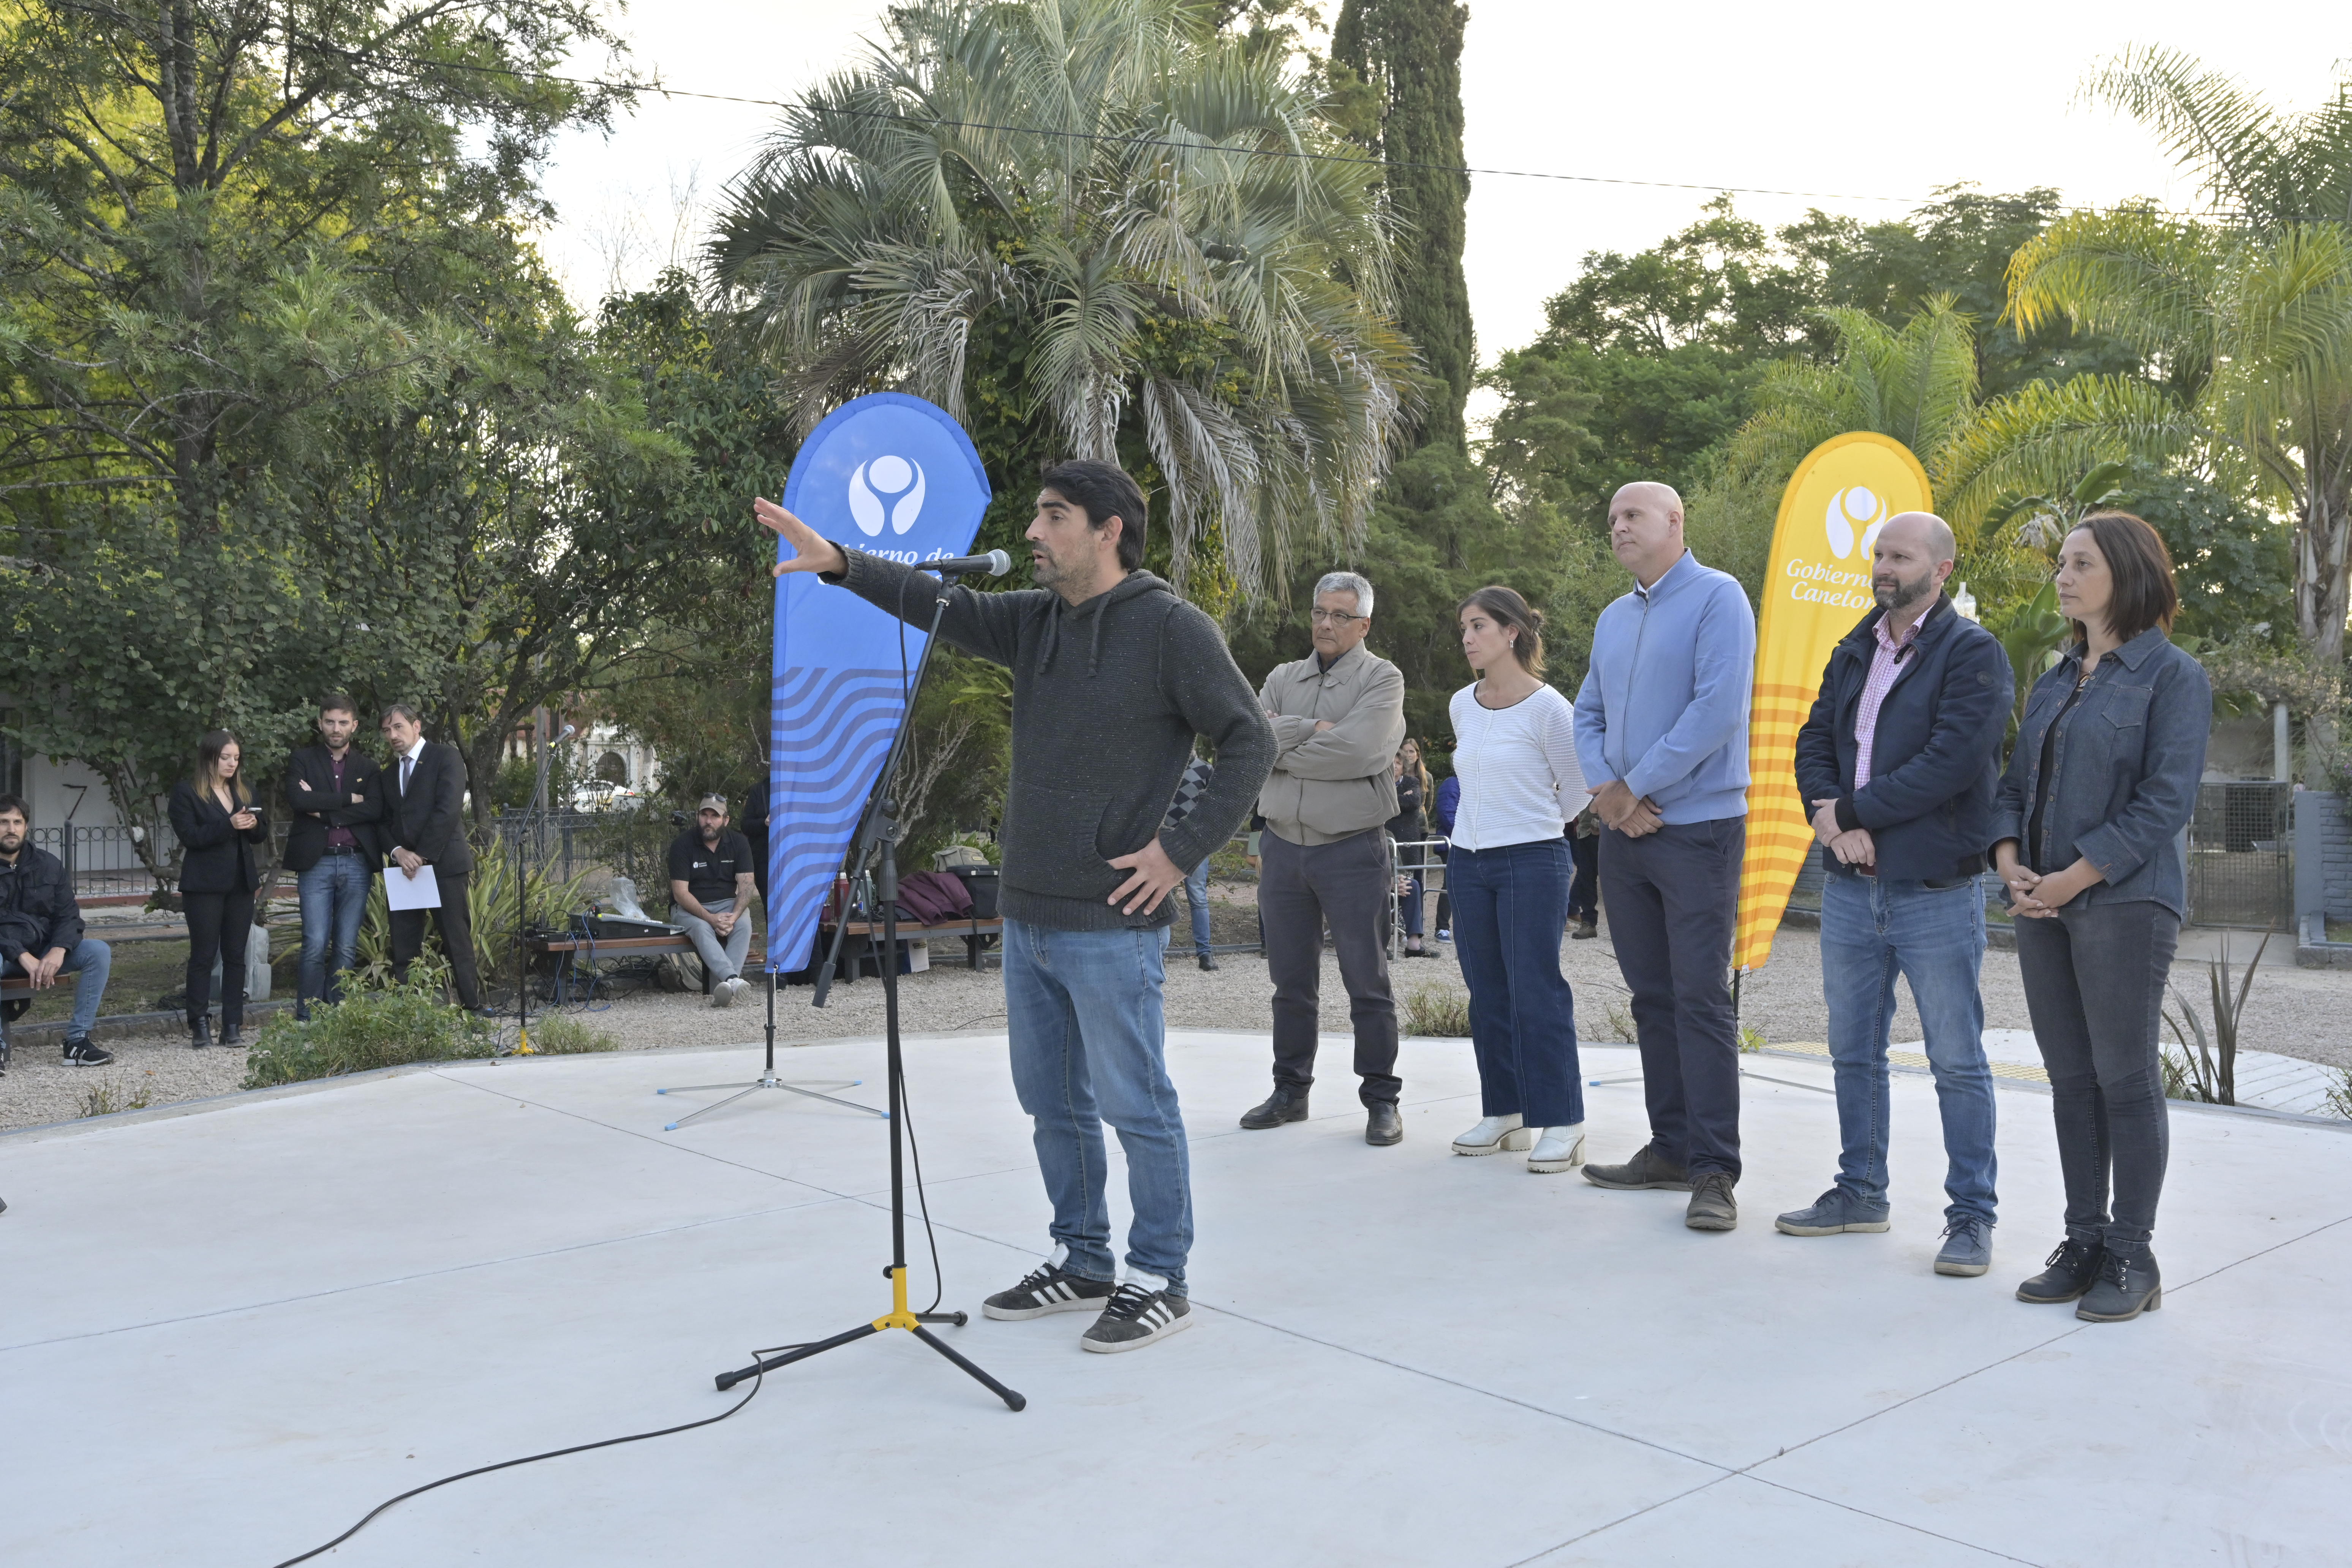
left=667, top=794, right=759, bottom=1006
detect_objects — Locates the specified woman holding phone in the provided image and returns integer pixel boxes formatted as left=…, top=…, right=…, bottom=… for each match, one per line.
left=1992, top=512, right=2208, bottom=1324
left=170, top=730, right=270, bottom=1048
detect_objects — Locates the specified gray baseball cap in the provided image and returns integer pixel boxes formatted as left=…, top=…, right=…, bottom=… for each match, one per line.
left=696, top=794, right=730, bottom=814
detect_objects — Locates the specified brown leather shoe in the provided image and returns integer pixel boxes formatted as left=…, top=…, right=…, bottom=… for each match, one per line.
left=1582, top=1140, right=1693, bottom=1191
left=1685, top=1172, right=1738, bottom=1231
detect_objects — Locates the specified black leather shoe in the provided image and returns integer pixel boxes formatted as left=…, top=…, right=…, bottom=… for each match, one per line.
left=2075, top=1246, right=2162, bottom=1322
left=218, top=1022, right=242, bottom=1049
left=1685, top=1171, right=1738, bottom=1231
left=2016, top=1237, right=2104, bottom=1304
left=1238, top=1088, right=1308, bottom=1129
left=1197, top=952, right=1219, bottom=972
left=1583, top=1140, right=1693, bottom=1191
left=1365, top=1102, right=1403, bottom=1146
left=189, top=1016, right=213, bottom=1050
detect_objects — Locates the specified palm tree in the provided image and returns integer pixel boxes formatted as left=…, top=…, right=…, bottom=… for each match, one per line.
left=705, top=0, right=1416, bottom=596
left=1939, top=49, right=2352, bottom=664
left=1722, top=297, right=1981, bottom=487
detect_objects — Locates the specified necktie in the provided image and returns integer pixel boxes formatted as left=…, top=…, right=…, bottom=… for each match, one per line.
left=401, top=754, right=414, bottom=795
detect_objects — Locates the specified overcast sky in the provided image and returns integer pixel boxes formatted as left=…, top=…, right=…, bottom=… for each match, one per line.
left=536, top=0, right=2348, bottom=422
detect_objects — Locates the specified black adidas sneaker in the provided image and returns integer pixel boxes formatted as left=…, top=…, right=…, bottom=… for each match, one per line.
left=1080, top=1282, right=1192, bottom=1353
left=982, top=1260, right=1118, bottom=1321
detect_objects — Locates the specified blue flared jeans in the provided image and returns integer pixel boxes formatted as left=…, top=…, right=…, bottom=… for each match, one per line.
left=1448, top=837, right=1584, bottom=1128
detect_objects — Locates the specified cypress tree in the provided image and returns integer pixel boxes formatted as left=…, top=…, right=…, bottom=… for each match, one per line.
left=1333, top=0, right=1474, bottom=450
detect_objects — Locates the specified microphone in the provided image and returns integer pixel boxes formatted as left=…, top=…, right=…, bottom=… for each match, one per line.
left=921, top=549, right=1012, bottom=577
left=554, top=723, right=577, bottom=741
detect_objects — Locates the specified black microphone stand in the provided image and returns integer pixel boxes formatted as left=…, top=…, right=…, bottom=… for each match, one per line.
left=714, top=571, right=1023, bottom=1412
left=509, top=727, right=562, bottom=1056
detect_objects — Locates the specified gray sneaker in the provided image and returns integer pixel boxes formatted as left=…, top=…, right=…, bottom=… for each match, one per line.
left=1080, top=1282, right=1193, bottom=1353
left=1935, top=1216, right=1993, bottom=1277
left=1775, top=1186, right=1892, bottom=1236
left=709, top=975, right=744, bottom=1008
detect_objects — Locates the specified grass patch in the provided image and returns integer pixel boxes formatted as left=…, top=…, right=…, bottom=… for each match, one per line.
left=1738, top=1024, right=1767, bottom=1053
left=1601, top=1001, right=1637, bottom=1043
left=524, top=1012, right=621, bottom=1054
left=78, top=1070, right=158, bottom=1118
left=1399, top=981, right=1471, bottom=1037
left=2326, top=1067, right=2352, bottom=1121
left=242, top=974, right=496, bottom=1089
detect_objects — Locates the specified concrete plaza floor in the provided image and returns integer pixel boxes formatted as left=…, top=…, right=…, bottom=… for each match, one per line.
left=3, top=1029, right=2348, bottom=1566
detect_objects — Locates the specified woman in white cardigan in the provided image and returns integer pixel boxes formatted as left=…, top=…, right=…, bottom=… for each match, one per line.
left=1445, top=587, right=1593, bottom=1171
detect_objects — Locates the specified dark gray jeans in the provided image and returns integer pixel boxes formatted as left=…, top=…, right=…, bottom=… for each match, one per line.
left=2012, top=898, right=2179, bottom=1250
left=1598, top=817, right=1744, bottom=1178
left=1258, top=825, right=1400, bottom=1104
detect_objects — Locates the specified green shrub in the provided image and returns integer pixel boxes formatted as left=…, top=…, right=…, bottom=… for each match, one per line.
left=1399, top=982, right=1472, bottom=1038
left=242, top=976, right=497, bottom=1088
left=524, top=1012, right=620, bottom=1054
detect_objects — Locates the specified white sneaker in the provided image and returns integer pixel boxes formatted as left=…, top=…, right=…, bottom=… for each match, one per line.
left=1453, top=1114, right=1532, bottom=1155
left=1527, top=1124, right=1587, bottom=1173
left=710, top=975, right=743, bottom=1008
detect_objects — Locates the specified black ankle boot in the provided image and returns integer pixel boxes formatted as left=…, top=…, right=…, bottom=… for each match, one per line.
left=2076, top=1246, right=2161, bottom=1322
left=1238, top=1087, right=1308, bottom=1129
left=218, top=1018, right=243, bottom=1049
left=189, top=1016, right=213, bottom=1050
left=2016, top=1237, right=2104, bottom=1304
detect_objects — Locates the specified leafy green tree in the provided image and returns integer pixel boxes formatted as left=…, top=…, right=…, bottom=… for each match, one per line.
left=0, top=0, right=632, bottom=879
left=1332, top=0, right=1472, bottom=449
left=705, top=0, right=1414, bottom=598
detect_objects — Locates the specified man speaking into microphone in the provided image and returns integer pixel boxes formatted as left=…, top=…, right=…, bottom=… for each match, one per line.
left=757, top=460, right=1273, bottom=1354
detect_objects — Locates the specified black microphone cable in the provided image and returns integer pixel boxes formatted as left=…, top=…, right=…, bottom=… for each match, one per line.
left=266, top=1347, right=791, bottom=1567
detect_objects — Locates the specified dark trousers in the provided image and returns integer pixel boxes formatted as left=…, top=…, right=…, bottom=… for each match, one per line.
left=1568, top=833, right=1599, bottom=923
left=2013, top=899, right=2179, bottom=1250
left=1600, top=816, right=1745, bottom=1178
left=1258, top=826, right=1400, bottom=1104
left=1449, top=838, right=1584, bottom=1126
left=183, top=887, right=256, bottom=1030
left=389, top=868, right=482, bottom=1008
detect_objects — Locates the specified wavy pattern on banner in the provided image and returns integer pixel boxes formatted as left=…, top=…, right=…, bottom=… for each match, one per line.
left=767, top=666, right=908, bottom=973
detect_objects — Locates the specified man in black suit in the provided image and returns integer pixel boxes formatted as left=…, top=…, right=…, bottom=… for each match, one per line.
left=285, top=694, right=384, bottom=1017
left=379, top=704, right=485, bottom=1011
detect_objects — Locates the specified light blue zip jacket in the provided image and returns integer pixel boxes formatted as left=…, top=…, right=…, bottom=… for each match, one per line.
left=1572, top=551, right=1756, bottom=824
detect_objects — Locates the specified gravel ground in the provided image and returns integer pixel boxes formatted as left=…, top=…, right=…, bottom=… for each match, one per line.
left=6, top=884, right=2346, bottom=1133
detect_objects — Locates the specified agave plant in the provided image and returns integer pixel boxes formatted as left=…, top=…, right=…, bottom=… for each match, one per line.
left=706, top=0, right=1416, bottom=596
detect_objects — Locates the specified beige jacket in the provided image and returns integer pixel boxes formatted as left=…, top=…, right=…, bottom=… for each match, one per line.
left=1255, top=642, right=1407, bottom=845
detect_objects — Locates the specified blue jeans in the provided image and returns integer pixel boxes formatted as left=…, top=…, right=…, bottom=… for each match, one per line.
left=1183, top=860, right=1213, bottom=957
left=1449, top=838, right=1584, bottom=1127
left=1819, top=868, right=1998, bottom=1225
left=1002, top=918, right=1190, bottom=1291
left=297, top=853, right=372, bottom=1005
left=15, top=938, right=114, bottom=1037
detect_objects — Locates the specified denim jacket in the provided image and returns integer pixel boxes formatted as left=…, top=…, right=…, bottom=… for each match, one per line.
left=1990, top=627, right=2210, bottom=916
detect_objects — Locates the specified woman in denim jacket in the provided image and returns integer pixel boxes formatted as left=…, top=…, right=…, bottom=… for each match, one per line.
left=1991, top=512, right=2208, bottom=1325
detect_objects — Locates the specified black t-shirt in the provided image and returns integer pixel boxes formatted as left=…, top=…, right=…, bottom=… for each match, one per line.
left=669, top=828, right=756, bottom=906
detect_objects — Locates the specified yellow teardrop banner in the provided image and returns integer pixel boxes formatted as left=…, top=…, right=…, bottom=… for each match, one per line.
left=1733, top=432, right=1933, bottom=972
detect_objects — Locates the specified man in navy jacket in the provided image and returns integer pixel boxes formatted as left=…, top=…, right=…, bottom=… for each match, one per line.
left=1783, top=512, right=2014, bottom=1278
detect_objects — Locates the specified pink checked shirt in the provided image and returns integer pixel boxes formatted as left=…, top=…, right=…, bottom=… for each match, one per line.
left=1852, top=613, right=1927, bottom=789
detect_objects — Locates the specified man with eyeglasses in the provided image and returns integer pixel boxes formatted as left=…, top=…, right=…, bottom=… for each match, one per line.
left=1243, top=571, right=1409, bottom=1146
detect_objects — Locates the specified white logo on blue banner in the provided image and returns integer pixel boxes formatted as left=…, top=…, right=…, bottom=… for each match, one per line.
left=767, top=394, right=991, bottom=972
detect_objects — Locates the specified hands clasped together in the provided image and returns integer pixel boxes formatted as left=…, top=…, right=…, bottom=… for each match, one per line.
left=1592, top=779, right=1665, bottom=838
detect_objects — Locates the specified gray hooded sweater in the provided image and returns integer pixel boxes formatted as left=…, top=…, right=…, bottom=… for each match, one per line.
left=833, top=549, right=1276, bottom=932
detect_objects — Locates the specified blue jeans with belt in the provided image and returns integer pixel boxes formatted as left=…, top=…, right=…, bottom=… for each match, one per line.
left=1448, top=837, right=1584, bottom=1127
left=1819, top=866, right=1998, bottom=1225
left=1002, top=919, right=1191, bottom=1291
left=297, top=850, right=372, bottom=1007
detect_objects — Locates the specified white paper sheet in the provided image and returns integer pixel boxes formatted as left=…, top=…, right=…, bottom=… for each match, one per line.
left=384, top=863, right=442, bottom=912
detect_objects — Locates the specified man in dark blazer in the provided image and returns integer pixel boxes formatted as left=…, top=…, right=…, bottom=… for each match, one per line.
left=1785, top=512, right=2014, bottom=1279
left=284, top=694, right=384, bottom=1016
left=378, top=703, right=485, bottom=1012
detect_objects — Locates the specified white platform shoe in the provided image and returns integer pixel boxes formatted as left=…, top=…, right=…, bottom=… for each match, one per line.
left=1526, top=1124, right=1586, bottom=1173
left=1453, top=1114, right=1533, bottom=1155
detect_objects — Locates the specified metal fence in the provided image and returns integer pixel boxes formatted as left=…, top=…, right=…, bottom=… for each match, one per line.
left=2188, top=781, right=2293, bottom=930
left=30, top=822, right=171, bottom=899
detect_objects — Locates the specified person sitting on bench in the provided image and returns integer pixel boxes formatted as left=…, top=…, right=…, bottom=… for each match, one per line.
left=0, top=793, right=115, bottom=1067
left=669, top=795, right=758, bottom=1007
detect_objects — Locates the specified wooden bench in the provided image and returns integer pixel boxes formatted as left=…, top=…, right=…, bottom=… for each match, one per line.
left=527, top=915, right=1002, bottom=994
